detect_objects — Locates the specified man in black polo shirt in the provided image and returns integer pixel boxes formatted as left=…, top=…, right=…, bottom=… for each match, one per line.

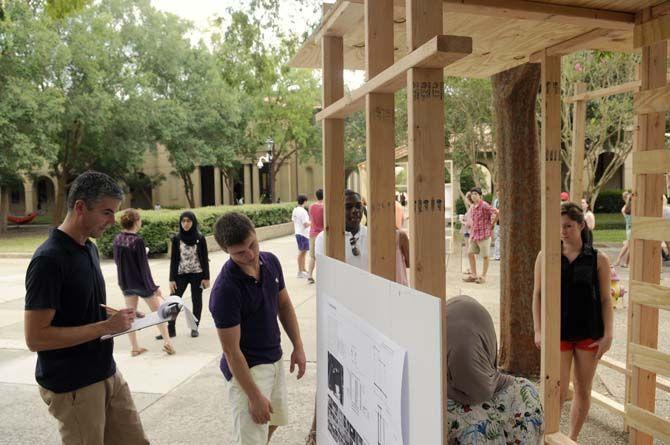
left=24, top=171, right=149, bottom=444
left=209, top=212, right=306, bottom=445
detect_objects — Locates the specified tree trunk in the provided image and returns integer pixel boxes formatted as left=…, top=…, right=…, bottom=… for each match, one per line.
left=0, top=186, right=9, bottom=234
left=180, top=172, right=195, bottom=208
left=52, top=173, right=69, bottom=225
left=492, top=63, right=542, bottom=377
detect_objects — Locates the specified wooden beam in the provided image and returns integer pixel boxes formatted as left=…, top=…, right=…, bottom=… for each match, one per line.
left=529, top=29, right=613, bottom=62
left=442, top=0, right=634, bottom=31
left=631, top=216, right=670, bottom=242
left=633, top=149, right=670, bottom=175
left=630, top=280, right=670, bottom=311
left=630, top=343, right=670, bottom=380
left=365, top=0, right=396, bottom=281
left=652, top=1, right=670, bottom=18
left=314, top=0, right=361, bottom=40
left=545, top=432, right=579, bottom=445
left=406, top=1, right=447, bottom=442
left=316, top=35, right=472, bottom=121
left=629, top=10, right=667, bottom=444
left=634, top=84, right=670, bottom=114
left=322, top=36, right=346, bottom=262
left=540, top=51, right=562, bottom=436
left=565, top=81, right=640, bottom=103
left=634, top=14, right=670, bottom=49
left=626, top=404, right=670, bottom=444
left=591, top=389, right=625, bottom=416
left=569, top=82, right=587, bottom=202
left=601, top=351, right=670, bottom=393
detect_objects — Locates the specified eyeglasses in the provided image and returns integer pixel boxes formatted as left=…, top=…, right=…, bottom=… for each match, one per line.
left=345, top=202, right=363, bottom=211
left=349, top=235, right=360, bottom=256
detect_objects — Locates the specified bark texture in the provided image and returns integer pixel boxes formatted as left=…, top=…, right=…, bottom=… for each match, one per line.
left=492, top=63, right=542, bottom=377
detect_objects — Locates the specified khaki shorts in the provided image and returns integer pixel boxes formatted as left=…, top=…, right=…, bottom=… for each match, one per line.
left=227, top=360, right=288, bottom=445
left=468, top=237, right=492, bottom=257
left=309, top=236, right=317, bottom=259
left=38, top=371, right=148, bottom=445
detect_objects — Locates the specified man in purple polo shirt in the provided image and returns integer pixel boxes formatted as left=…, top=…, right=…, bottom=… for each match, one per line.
left=209, top=212, right=307, bottom=445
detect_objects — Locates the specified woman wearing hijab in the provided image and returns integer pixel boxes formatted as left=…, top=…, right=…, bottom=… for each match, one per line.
left=446, top=295, right=544, bottom=444
left=162, top=211, right=210, bottom=339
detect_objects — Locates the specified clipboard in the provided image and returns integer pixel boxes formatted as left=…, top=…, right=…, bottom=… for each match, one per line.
left=101, top=295, right=199, bottom=340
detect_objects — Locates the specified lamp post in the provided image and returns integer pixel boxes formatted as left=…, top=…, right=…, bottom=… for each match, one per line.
left=265, top=138, right=274, bottom=203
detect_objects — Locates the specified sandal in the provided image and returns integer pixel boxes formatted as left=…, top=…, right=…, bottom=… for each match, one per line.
left=462, top=275, right=477, bottom=283
left=131, top=347, right=148, bottom=357
left=475, top=276, right=486, bottom=284
left=162, top=344, right=176, bottom=355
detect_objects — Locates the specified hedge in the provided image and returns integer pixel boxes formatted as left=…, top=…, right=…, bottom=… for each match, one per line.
left=98, top=203, right=296, bottom=258
left=594, top=189, right=625, bottom=214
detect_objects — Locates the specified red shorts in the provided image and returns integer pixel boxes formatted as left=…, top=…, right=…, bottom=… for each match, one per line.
left=560, top=338, right=598, bottom=352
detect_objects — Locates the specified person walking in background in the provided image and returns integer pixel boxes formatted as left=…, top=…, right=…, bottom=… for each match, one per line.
left=532, top=202, right=613, bottom=442
left=292, top=195, right=311, bottom=278
left=113, top=209, right=175, bottom=356
left=615, top=191, right=632, bottom=267
left=492, top=191, right=501, bottom=261
left=307, top=188, right=324, bottom=284
left=463, top=187, right=498, bottom=284
left=24, top=171, right=149, bottom=444
left=161, top=211, right=210, bottom=339
left=581, top=198, right=596, bottom=230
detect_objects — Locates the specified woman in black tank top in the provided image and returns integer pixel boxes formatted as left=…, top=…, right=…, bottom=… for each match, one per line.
left=532, top=202, right=613, bottom=442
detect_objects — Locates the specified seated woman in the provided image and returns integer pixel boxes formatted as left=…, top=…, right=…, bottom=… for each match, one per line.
left=446, top=295, right=544, bottom=444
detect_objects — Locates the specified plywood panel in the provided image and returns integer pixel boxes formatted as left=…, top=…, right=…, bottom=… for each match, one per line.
left=631, top=216, right=670, bottom=241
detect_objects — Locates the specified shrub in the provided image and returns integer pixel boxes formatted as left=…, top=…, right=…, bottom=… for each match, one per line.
left=98, top=203, right=296, bottom=258
left=594, top=189, right=624, bottom=214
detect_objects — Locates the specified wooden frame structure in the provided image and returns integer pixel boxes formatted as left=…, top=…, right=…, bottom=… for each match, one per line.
left=291, top=1, right=670, bottom=444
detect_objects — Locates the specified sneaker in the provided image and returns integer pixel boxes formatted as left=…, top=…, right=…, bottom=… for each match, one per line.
left=155, top=333, right=176, bottom=340
left=191, top=329, right=199, bottom=338
left=297, top=271, right=309, bottom=279
left=307, top=277, right=315, bottom=284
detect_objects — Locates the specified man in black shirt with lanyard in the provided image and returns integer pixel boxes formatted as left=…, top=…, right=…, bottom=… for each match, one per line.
left=24, top=171, right=149, bottom=444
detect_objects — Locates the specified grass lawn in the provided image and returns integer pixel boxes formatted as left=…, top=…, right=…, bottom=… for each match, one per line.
left=592, top=229, right=626, bottom=244
left=0, top=232, right=49, bottom=253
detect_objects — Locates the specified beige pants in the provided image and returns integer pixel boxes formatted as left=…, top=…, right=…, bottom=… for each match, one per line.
left=39, top=371, right=148, bottom=445
left=227, top=361, right=289, bottom=445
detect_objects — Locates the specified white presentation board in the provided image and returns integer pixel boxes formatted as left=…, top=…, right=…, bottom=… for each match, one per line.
left=316, top=255, right=444, bottom=445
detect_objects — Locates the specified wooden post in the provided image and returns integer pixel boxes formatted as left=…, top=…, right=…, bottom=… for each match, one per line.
left=629, top=9, right=667, bottom=445
left=406, top=0, right=447, bottom=441
left=322, top=35, right=346, bottom=261
left=569, top=82, right=587, bottom=202
left=540, top=51, right=562, bottom=437
left=365, top=0, right=396, bottom=280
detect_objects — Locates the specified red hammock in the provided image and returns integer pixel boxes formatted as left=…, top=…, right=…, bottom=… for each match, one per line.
left=7, top=211, right=38, bottom=224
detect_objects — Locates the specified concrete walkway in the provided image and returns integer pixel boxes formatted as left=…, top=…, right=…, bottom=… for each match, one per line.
left=0, top=235, right=668, bottom=444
